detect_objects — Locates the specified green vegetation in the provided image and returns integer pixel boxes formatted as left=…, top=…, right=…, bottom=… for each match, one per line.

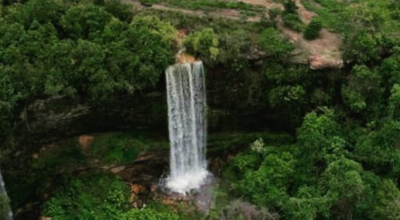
left=0, top=194, right=11, bottom=218
left=1, top=0, right=400, bottom=219
left=304, top=19, right=322, bottom=40
left=282, top=0, right=303, bottom=32
left=0, top=0, right=177, bottom=145
left=159, top=0, right=263, bottom=13
left=43, top=174, right=131, bottom=220
left=184, top=28, right=220, bottom=63
left=42, top=173, right=180, bottom=220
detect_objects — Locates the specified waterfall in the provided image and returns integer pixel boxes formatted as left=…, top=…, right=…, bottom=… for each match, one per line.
left=165, top=61, right=209, bottom=194
left=0, top=168, right=13, bottom=220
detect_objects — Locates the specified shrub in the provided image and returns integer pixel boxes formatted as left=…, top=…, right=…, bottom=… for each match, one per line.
left=304, top=19, right=322, bottom=40
left=119, top=208, right=179, bottom=220
left=260, top=27, right=294, bottom=58
left=283, top=0, right=298, bottom=14
left=282, top=13, right=303, bottom=32
left=184, top=28, right=220, bottom=62
left=0, top=194, right=11, bottom=218
left=42, top=174, right=130, bottom=220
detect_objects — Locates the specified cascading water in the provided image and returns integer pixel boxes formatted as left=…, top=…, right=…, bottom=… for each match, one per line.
left=165, top=61, right=209, bottom=194
left=0, top=168, right=13, bottom=220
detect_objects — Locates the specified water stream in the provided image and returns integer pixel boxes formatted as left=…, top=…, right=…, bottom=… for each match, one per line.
left=165, top=61, right=209, bottom=194
left=0, top=168, right=13, bottom=220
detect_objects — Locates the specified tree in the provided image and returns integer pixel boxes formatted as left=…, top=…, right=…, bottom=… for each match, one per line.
left=341, top=64, right=381, bottom=113
left=236, top=151, right=296, bottom=207
left=344, top=30, right=379, bottom=63
left=119, top=208, right=179, bottom=220
left=296, top=109, right=341, bottom=164
left=320, top=157, right=366, bottom=220
left=388, top=84, right=400, bottom=120
left=259, top=27, right=294, bottom=58
left=369, top=179, right=400, bottom=220
left=60, top=5, right=112, bottom=40
left=304, top=19, right=322, bottom=40
left=283, top=0, right=298, bottom=14
left=286, top=186, right=330, bottom=220
left=184, top=28, right=220, bottom=62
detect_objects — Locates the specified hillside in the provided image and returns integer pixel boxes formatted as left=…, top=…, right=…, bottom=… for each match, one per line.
left=1, top=0, right=400, bottom=220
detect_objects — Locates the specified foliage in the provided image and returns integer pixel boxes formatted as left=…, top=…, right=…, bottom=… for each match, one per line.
left=0, top=194, right=11, bottom=218
left=344, top=30, right=380, bottom=63
left=304, top=19, right=322, bottom=40
left=42, top=174, right=131, bottom=220
left=368, top=179, right=400, bottom=220
left=159, top=0, right=262, bottom=14
left=184, top=28, right=220, bottom=62
left=283, top=0, right=298, bottom=14
left=4, top=0, right=400, bottom=220
left=296, top=109, right=341, bottom=163
left=103, top=0, right=133, bottom=22
left=341, top=64, right=382, bottom=113
left=259, top=27, right=294, bottom=58
left=282, top=13, right=303, bottom=32
left=232, top=140, right=296, bottom=207
left=119, top=208, right=180, bottom=220
left=0, top=0, right=178, bottom=143
left=269, top=85, right=306, bottom=107
left=285, top=186, right=330, bottom=220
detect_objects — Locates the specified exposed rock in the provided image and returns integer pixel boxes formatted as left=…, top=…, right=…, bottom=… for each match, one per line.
left=240, top=48, right=267, bottom=60
left=309, top=55, right=344, bottom=70
left=78, top=134, right=94, bottom=150
left=131, top=184, right=147, bottom=195
left=176, top=52, right=197, bottom=64
left=110, top=166, right=126, bottom=174
left=150, top=184, right=158, bottom=193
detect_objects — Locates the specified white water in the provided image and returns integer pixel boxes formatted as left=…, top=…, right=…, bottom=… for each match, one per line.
left=0, top=168, right=13, bottom=220
left=165, top=61, right=209, bottom=194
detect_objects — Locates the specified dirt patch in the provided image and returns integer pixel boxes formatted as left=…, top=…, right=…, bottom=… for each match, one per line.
left=296, top=0, right=316, bottom=23
left=239, top=0, right=283, bottom=9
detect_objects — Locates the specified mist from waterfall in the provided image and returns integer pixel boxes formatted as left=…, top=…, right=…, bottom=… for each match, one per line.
left=0, top=168, right=13, bottom=220
left=165, top=61, right=209, bottom=194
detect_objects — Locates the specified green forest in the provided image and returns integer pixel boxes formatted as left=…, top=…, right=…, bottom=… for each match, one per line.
left=1, top=0, right=400, bottom=219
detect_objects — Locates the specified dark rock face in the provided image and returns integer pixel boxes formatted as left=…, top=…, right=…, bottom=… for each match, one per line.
left=15, top=93, right=168, bottom=146
left=12, top=67, right=284, bottom=148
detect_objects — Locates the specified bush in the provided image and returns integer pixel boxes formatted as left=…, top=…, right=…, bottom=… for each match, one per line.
left=42, top=174, right=130, bottom=220
left=304, top=19, right=322, bottom=40
left=260, top=27, right=294, bottom=58
left=0, top=194, right=11, bottom=218
left=282, top=13, right=303, bottom=32
left=119, top=208, right=179, bottom=220
left=184, top=28, right=220, bottom=62
left=283, top=0, right=298, bottom=14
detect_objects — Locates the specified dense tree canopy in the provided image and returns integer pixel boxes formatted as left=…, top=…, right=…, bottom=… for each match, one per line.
left=1, top=0, right=400, bottom=219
